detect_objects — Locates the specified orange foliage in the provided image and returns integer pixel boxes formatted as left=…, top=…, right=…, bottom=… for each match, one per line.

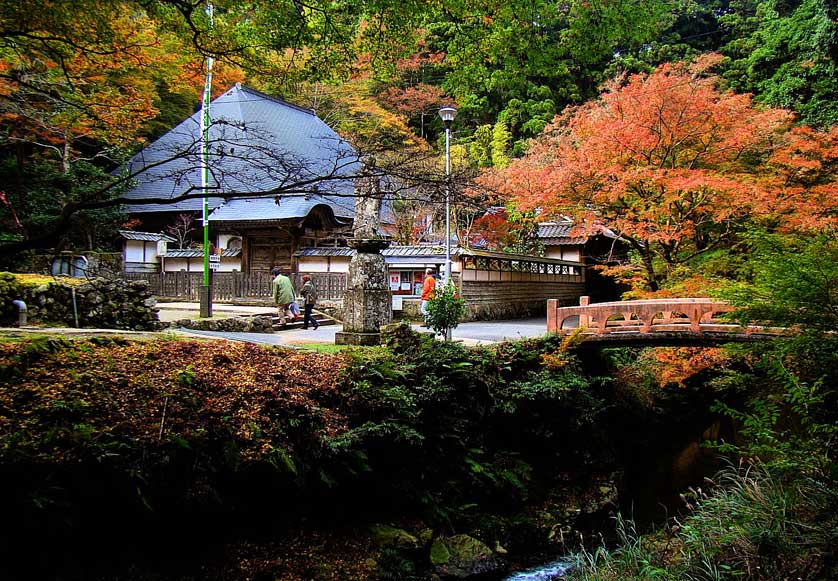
left=487, top=55, right=790, bottom=236
left=0, top=3, right=183, bottom=153
left=471, top=209, right=514, bottom=249
left=766, top=125, right=838, bottom=232
left=482, top=55, right=837, bottom=287
left=619, top=272, right=721, bottom=300
left=380, top=83, right=447, bottom=116
left=638, top=347, right=731, bottom=388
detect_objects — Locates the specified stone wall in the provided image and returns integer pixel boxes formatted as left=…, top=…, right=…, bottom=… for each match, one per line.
left=174, top=316, right=274, bottom=333
left=27, top=252, right=124, bottom=277
left=395, top=281, right=585, bottom=321
left=0, top=274, right=162, bottom=330
left=460, top=280, right=585, bottom=320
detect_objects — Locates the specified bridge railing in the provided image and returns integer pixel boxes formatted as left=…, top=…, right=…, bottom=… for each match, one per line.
left=547, top=296, right=745, bottom=335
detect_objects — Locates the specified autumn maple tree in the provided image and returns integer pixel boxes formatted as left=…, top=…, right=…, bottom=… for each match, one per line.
left=485, top=55, right=837, bottom=290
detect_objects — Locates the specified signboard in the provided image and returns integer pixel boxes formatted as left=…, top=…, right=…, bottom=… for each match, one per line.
left=209, top=254, right=221, bottom=262
left=392, top=295, right=403, bottom=310
left=209, top=261, right=220, bottom=271
left=389, top=273, right=401, bottom=291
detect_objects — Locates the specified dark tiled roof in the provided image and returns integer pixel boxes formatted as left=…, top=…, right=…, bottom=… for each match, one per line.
left=122, top=84, right=359, bottom=216
left=537, top=221, right=587, bottom=245
left=296, top=247, right=355, bottom=257
left=119, top=230, right=176, bottom=242
left=296, top=245, right=466, bottom=258
left=296, top=245, right=580, bottom=265
left=537, top=221, right=624, bottom=245
left=163, top=248, right=242, bottom=258
left=384, top=245, right=466, bottom=257
left=208, top=194, right=356, bottom=222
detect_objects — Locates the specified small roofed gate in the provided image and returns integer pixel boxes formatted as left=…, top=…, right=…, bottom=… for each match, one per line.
left=458, top=252, right=585, bottom=319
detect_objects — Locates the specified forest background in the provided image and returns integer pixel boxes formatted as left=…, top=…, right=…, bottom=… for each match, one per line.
left=0, top=0, right=835, bottom=277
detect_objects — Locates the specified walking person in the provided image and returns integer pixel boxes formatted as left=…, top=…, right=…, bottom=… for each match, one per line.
left=271, top=267, right=296, bottom=320
left=420, top=267, right=436, bottom=324
left=300, top=274, right=320, bottom=330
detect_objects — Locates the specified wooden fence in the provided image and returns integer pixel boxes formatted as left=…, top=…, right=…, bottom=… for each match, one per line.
left=124, top=271, right=347, bottom=302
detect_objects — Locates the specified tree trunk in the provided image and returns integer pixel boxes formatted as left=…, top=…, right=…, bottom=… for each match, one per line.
left=62, top=133, right=72, bottom=174
left=641, top=248, right=658, bottom=292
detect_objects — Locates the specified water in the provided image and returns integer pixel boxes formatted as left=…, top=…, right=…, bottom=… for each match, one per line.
left=504, top=558, right=574, bottom=580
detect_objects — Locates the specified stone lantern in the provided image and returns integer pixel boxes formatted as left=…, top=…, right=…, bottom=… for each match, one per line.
left=335, top=158, right=393, bottom=345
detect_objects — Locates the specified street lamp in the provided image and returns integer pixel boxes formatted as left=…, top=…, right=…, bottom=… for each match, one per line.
left=438, top=106, right=457, bottom=287
left=199, top=2, right=215, bottom=318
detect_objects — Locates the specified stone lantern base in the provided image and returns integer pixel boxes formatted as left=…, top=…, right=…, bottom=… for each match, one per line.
left=335, top=238, right=392, bottom=346
left=335, top=330, right=385, bottom=346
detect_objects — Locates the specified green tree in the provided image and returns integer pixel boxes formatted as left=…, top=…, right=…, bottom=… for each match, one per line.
left=425, top=282, right=466, bottom=340
left=722, top=232, right=838, bottom=334
left=720, top=0, right=838, bottom=128
left=490, top=120, right=511, bottom=169
left=421, top=0, right=678, bottom=144
left=470, top=125, right=493, bottom=168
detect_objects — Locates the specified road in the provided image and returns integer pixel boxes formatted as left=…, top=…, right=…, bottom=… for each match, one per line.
left=180, top=318, right=550, bottom=347
left=156, top=301, right=550, bottom=346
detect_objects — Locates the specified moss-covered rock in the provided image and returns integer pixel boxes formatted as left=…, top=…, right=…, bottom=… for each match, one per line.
left=431, top=534, right=505, bottom=578
left=174, top=315, right=274, bottom=333
left=368, top=524, right=420, bottom=549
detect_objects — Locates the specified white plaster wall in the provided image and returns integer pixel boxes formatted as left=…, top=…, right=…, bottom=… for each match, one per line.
left=545, top=246, right=581, bottom=262
left=162, top=257, right=241, bottom=272
left=298, top=257, right=330, bottom=272
left=461, top=267, right=581, bottom=282
left=298, top=256, right=350, bottom=273
left=125, top=240, right=148, bottom=263
left=163, top=258, right=191, bottom=272
left=218, top=234, right=241, bottom=249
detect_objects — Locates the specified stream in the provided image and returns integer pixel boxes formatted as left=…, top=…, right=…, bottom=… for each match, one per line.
left=503, top=558, right=574, bottom=580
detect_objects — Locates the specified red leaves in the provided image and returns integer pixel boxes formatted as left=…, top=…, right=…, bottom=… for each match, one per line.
left=481, top=55, right=837, bottom=290
left=634, top=347, right=731, bottom=388
left=0, top=339, right=350, bottom=463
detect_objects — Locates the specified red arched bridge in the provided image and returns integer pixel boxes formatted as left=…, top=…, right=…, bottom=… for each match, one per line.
left=547, top=297, right=785, bottom=347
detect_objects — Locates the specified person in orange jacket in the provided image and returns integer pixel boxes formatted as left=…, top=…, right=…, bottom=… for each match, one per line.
left=420, top=267, right=436, bottom=320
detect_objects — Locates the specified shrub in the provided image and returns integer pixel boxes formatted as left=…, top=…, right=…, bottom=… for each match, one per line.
left=425, top=282, right=466, bottom=339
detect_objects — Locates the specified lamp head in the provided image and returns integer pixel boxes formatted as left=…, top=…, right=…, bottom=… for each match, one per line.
left=438, top=106, right=458, bottom=124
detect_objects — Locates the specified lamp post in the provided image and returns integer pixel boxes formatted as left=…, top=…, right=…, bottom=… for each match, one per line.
left=438, top=106, right=457, bottom=286
left=199, top=2, right=214, bottom=318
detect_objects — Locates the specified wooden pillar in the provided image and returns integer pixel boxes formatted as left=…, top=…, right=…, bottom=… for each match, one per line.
left=241, top=236, right=251, bottom=274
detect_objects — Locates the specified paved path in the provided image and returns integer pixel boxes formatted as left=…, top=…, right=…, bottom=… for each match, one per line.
left=156, top=301, right=276, bottom=323
left=181, top=318, right=549, bottom=347
left=4, top=300, right=549, bottom=346
left=157, top=301, right=549, bottom=346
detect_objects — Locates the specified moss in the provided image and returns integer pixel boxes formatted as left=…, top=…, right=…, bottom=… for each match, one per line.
left=368, top=524, right=419, bottom=549
left=429, top=538, right=450, bottom=566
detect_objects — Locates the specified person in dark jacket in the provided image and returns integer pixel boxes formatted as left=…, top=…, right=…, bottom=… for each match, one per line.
left=300, top=274, right=320, bottom=330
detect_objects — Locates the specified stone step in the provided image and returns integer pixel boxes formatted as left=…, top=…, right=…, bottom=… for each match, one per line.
left=270, top=312, right=336, bottom=331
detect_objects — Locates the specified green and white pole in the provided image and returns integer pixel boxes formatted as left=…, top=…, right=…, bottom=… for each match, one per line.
left=199, top=2, right=214, bottom=318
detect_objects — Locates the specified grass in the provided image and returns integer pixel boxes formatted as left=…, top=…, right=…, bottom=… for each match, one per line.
left=568, top=461, right=836, bottom=581
left=12, top=273, right=89, bottom=286
left=292, top=343, right=380, bottom=354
